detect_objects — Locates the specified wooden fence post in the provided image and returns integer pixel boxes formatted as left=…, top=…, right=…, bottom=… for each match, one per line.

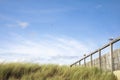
left=91, top=54, right=93, bottom=67
left=84, top=58, right=86, bottom=66
left=79, top=61, right=81, bottom=66
left=99, top=50, right=101, bottom=69
left=110, top=43, right=114, bottom=72
left=75, top=63, right=76, bottom=66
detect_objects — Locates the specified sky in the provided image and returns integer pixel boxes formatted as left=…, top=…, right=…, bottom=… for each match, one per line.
left=0, top=0, right=120, bottom=65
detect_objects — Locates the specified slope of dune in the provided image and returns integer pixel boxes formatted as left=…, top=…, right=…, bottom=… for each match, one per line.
left=114, top=70, right=120, bottom=80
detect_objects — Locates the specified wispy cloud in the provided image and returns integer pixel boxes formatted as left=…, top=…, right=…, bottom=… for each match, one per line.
left=0, top=34, right=96, bottom=64
left=0, top=14, right=29, bottom=29
left=20, top=7, right=76, bottom=14
left=17, top=21, right=29, bottom=29
left=6, top=21, right=29, bottom=29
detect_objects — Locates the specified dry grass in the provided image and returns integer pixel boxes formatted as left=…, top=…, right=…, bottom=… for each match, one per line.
left=0, top=63, right=117, bottom=80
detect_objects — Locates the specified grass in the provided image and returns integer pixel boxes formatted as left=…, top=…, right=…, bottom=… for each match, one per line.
left=0, top=63, right=117, bottom=80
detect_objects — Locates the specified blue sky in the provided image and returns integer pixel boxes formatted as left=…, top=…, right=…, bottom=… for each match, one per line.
left=0, top=0, right=120, bottom=65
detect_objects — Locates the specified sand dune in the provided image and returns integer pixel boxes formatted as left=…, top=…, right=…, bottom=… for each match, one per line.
left=114, top=70, right=120, bottom=80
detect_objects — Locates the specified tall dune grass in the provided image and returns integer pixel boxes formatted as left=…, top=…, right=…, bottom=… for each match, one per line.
left=0, top=63, right=117, bottom=80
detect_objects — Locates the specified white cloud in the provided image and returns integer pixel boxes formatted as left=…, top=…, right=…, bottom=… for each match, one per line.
left=0, top=14, right=29, bottom=29
left=0, top=34, right=96, bottom=65
left=6, top=21, right=29, bottom=29
left=17, top=21, right=29, bottom=29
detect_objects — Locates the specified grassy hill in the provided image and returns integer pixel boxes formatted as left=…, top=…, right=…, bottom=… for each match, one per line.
left=0, top=63, right=117, bottom=80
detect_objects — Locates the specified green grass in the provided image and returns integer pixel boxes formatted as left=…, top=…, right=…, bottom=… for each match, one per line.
left=0, top=63, right=117, bottom=80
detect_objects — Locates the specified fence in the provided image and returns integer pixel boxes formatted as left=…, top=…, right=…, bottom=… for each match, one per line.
left=70, top=37, right=120, bottom=72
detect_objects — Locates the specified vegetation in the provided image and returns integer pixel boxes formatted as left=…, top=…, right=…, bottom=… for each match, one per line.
left=0, top=63, right=117, bottom=80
